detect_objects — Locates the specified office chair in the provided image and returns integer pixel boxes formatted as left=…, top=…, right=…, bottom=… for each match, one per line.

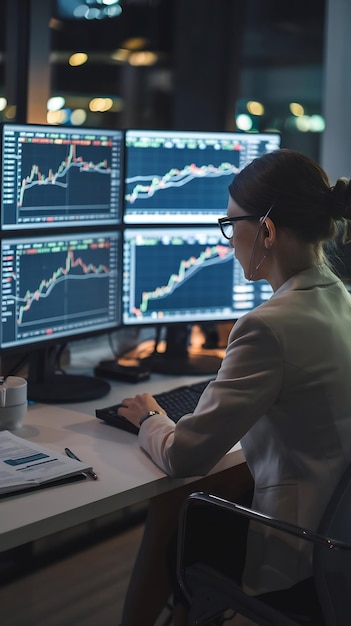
left=177, top=462, right=351, bottom=626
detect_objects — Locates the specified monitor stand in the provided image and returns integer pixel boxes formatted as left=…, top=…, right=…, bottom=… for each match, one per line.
left=144, top=324, right=223, bottom=376
left=27, top=346, right=111, bottom=404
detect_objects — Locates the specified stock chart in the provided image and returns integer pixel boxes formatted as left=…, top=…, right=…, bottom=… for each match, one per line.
left=124, top=130, right=281, bottom=224
left=1, top=232, right=120, bottom=348
left=1, top=124, right=123, bottom=229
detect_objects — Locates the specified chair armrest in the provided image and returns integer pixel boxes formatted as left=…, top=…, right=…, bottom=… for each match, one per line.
left=176, top=490, right=351, bottom=603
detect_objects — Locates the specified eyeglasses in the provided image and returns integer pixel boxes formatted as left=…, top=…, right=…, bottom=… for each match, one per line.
left=218, top=215, right=261, bottom=240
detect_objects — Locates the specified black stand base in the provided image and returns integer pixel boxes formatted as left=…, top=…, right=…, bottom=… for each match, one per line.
left=28, top=374, right=111, bottom=404
left=144, top=352, right=222, bottom=376
left=26, top=346, right=111, bottom=404
left=144, top=324, right=223, bottom=376
left=28, top=373, right=111, bottom=404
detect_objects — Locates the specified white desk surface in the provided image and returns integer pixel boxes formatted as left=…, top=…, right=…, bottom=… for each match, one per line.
left=0, top=373, right=244, bottom=553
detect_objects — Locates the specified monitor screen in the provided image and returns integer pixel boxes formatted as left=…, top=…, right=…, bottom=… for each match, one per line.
left=124, top=129, right=281, bottom=224
left=1, top=123, right=124, bottom=230
left=122, top=226, right=273, bottom=325
left=1, top=231, right=120, bottom=350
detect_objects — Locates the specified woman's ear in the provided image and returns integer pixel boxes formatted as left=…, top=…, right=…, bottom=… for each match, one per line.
left=263, top=217, right=276, bottom=248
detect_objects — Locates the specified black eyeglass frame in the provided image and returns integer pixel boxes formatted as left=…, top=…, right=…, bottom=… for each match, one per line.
left=218, top=215, right=261, bottom=240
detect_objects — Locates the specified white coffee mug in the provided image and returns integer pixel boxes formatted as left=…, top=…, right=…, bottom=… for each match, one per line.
left=0, top=376, right=28, bottom=430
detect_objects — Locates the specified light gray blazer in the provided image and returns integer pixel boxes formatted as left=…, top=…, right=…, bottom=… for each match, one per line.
left=139, top=264, right=351, bottom=594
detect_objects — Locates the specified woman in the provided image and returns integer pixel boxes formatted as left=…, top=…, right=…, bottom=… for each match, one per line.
left=118, top=149, right=351, bottom=625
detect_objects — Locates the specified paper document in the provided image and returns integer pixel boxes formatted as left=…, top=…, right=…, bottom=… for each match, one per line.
left=0, top=430, right=92, bottom=494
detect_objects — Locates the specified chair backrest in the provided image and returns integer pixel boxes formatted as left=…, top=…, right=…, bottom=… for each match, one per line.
left=313, top=462, right=351, bottom=626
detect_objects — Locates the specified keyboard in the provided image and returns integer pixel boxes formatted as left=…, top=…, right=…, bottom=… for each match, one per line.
left=95, top=378, right=214, bottom=435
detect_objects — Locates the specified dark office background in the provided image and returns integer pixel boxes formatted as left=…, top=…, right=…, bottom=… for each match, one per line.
left=0, top=0, right=325, bottom=160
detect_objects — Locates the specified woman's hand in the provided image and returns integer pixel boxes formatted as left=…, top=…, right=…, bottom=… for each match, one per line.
left=118, top=393, right=166, bottom=429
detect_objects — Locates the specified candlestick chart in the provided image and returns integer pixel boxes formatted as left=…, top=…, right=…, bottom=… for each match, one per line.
left=123, top=130, right=281, bottom=223
left=1, top=124, right=123, bottom=229
left=18, top=140, right=114, bottom=212
left=123, top=230, right=237, bottom=323
left=126, top=160, right=239, bottom=207
left=125, top=146, right=240, bottom=220
left=1, top=233, right=119, bottom=346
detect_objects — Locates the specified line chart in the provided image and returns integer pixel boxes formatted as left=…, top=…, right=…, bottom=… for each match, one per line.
left=18, top=143, right=111, bottom=208
left=18, top=142, right=112, bottom=210
left=1, top=124, right=123, bottom=229
left=122, top=227, right=273, bottom=325
left=1, top=233, right=119, bottom=346
left=123, top=130, right=281, bottom=223
left=17, top=245, right=111, bottom=325
left=125, top=161, right=239, bottom=205
left=122, top=228, right=237, bottom=324
left=134, top=243, right=231, bottom=316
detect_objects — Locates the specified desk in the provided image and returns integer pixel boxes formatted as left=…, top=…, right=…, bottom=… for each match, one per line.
left=0, top=374, right=244, bottom=554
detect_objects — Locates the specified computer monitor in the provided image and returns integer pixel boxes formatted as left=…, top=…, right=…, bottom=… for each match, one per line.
left=122, top=129, right=280, bottom=374
left=0, top=230, right=121, bottom=402
left=122, top=226, right=273, bottom=374
left=1, top=122, right=124, bottom=230
left=0, top=121, right=124, bottom=402
left=124, top=129, right=281, bottom=224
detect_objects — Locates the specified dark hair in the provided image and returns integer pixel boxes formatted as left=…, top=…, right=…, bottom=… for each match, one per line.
left=228, top=149, right=351, bottom=244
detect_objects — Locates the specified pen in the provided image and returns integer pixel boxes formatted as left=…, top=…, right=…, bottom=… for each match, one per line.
left=64, top=447, right=98, bottom=480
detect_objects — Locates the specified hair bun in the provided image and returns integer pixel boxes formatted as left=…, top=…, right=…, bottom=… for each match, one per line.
left=330, top=177, right=351, bottom=219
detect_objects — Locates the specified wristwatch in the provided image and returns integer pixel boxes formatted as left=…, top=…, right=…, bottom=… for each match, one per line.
left=139, top=410, right=163, bottom=426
